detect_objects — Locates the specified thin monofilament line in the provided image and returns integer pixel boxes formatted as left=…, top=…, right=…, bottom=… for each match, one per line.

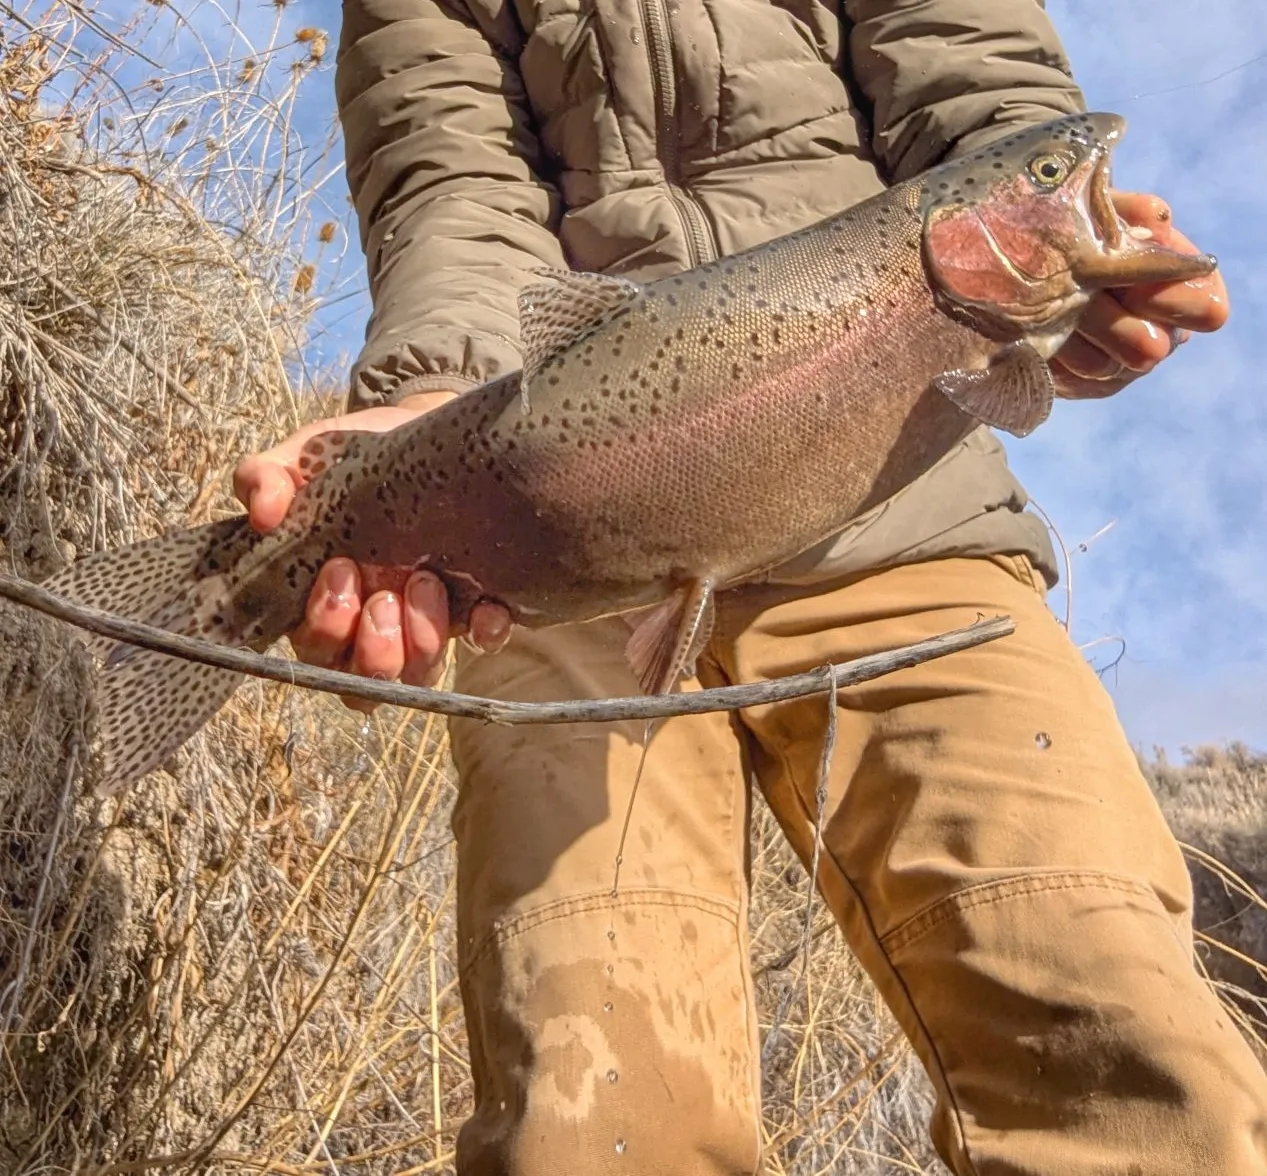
left=0, top=573, right=1015, bottom=725
left=759, top=664, right=838, bottom=1078
left=797, top=666, right=839, bottom=1134
left=611, top=717, right=656, bottom=897
left=802, top=665, right=839, bottom=976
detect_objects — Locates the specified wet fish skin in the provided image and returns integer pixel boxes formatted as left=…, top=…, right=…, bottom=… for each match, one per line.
left=41, top=111, right=1217, bottom=792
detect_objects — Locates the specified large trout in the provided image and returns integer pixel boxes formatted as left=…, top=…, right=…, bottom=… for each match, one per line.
left=39, top=112, right=1216, bottom=792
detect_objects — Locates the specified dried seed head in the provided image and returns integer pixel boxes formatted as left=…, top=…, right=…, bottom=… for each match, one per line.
left=293, top=264, right=316, bottom=295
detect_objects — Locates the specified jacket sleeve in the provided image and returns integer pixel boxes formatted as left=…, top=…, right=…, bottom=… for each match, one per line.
left=336, top=0, right=567, bottom=409
left=843, top=0, right=1088, bottom=182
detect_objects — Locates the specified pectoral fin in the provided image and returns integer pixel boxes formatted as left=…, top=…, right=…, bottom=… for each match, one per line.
left=934, top=341, right=1055, bottom=439
left=625, top=577, right=717, bottom=695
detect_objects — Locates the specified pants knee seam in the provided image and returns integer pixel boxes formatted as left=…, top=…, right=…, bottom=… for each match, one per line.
left=463, top=886, right=742, bottom=972
left=881, top=870, right=1161, bottom=955
left=770, top=737, right=985, bottom=1176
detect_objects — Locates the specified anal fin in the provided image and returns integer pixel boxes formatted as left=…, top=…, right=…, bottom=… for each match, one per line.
left=933, top=340, right=1055, bottom=438
left=624, top=577, right=716, bottom=695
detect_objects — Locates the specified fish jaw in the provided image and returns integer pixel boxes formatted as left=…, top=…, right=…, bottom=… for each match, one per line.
left=1070, top=148, right=1218, bottom=288
left=919, top=111, right=1217, bottom=351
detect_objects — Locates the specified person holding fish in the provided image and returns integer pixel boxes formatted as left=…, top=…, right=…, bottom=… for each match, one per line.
left=226, top=1, right=1265, bottom=1172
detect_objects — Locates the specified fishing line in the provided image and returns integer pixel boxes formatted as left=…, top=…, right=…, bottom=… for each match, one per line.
left=611, top=716, right=655, bottom=898
left=1106, top=49, right=1267, bottom=107
left=761, top=664, right=839, bottom=1075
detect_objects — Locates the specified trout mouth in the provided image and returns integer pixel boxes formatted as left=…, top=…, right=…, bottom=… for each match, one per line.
left=1087, top=150, right=1122, bottom=252
left=1070, top=149, right=1218, bottom=288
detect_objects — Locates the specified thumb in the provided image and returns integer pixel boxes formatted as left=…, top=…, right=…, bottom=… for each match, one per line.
left=233, top=405, right=427, bottom=533
left=1109, top=189, right=1175, bottom=246
left=233, top=457, right=298, bottom=533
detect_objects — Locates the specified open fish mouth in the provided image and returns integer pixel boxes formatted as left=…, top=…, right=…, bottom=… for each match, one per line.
left=1086, top=148, right=1122, bottom=253
left=1068, top=128, right=1217, bottom=289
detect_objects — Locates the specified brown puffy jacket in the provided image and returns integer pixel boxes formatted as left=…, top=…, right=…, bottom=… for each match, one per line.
left=335, top=0, right=1087, bottom=589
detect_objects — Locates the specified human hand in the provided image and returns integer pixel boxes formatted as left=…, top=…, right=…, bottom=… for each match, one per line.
left=1052, top=190, right=1229, bottom=399
left=233, top=390, right=513, bottom=712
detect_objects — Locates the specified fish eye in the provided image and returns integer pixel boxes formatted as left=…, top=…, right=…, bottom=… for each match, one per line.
left=1027, top=153, right=1071, bottom=187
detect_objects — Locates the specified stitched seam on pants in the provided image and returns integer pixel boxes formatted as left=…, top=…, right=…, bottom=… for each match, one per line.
left=765, top=732, right=983, bottom=1176
left=699, top=652, right=768, bottom=1176
left=464, top=886, right=742, bottom=971
left=880, top=870, right=1161, bottom=955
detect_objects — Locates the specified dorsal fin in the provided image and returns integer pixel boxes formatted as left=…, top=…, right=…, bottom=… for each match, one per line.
left=517, top=269, right=642, bottom=410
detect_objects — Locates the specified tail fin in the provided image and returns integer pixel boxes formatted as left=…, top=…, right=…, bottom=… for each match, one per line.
left=44, top=516, right=302, bottom=794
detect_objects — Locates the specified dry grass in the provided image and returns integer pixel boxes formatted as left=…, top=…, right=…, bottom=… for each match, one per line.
left=0, top=7, right=1262, bottom=1174
left=1142, top=744, right=1267, bottom=1043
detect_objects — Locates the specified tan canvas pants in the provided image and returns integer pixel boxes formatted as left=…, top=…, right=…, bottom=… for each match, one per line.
left=447, top=554, right=1267, bottom=1175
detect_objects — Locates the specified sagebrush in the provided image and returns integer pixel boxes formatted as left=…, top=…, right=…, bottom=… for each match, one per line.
left=0, top=7, right=1262, bottom=1174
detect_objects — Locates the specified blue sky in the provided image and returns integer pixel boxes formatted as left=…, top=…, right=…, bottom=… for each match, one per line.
left=1012, top=1, right=1267, bottom=754
left=75, top=0, right=1267, bottom=756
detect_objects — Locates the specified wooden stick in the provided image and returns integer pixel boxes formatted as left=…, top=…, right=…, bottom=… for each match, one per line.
left=0, top=574, right=1014, bottom=723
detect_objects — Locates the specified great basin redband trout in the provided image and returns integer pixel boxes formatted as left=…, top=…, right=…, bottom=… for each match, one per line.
left=40, top=112, right=1216, bottom=792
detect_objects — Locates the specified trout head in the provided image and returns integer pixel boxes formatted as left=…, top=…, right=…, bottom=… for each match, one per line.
left=920, top=112, right=1217, bottom=355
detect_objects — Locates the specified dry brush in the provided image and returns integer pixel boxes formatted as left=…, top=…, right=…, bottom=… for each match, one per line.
left=0, top=8, right=1261, bottom=1174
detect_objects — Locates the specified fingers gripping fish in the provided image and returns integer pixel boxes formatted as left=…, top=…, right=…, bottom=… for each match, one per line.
left=41, top=113, right=1217, bottom=794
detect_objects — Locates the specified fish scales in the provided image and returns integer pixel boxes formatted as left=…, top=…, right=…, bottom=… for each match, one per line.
left=350, top=184, right=984, bottom=624
left=35, top=112, right=1219, bottom=792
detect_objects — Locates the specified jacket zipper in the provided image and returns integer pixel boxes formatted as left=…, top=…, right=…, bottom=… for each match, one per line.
left=638, top=0, right=717, bottom=268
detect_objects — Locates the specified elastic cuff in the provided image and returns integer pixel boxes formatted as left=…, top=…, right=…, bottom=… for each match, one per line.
left=387, top=373, right=480, bottom=403
left=348, top=371, right=481, bottom=413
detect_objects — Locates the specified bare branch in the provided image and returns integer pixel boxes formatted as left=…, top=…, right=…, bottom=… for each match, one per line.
left=0, top=573, right=1015, bottom=723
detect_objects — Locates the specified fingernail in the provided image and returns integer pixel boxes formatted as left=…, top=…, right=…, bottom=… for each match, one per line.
left=367, top=593, right=400, bottom=636
left=407, top=572, right=446, bottom=614
left=326, top=560, right=356, bottom=601
left=472, top=600, right=512, bottom=652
